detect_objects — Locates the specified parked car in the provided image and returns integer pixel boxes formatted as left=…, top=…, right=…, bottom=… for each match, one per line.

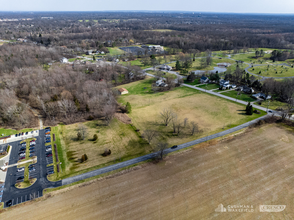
left=46, top=145, right=52, bottom=148
left=20, top=147, right=26, bottom=151
left=17, top=167, right=24, bottom=172
left=6, top=200, right=12, bottom=207
left=46, top=140, right=51, bottom=143
left=19, top=157, right=25, bottom=160
left=46, top=153, right=52, bottom=157
left=45, top=127, right=51, bottom=130
left=45, top=131, right=50, bottom=135
left=30, top=142, right=35, bottom=146
left=21, top=132, right=24, bottom=135
left=29, top=154, right=34, bottom=157
left=25, top=132, right=28, bottom=135
left=17, top=176, right=24, bottom=181
left=28, top=164, right=35, bottom=168
left=31, top=131, right=34, bottom=134
left=46, top=148, right=52, bottom=152
left=30, top=149, right=35, bottom=153
left=19, top=153, right=26, bottom=157
left=18, top=133, right=21, bottom=136
left=29, top=168, right=35, bottom=172
left=30, top=140, right=35, bottom=142
left=47, top=170, right=54, bottom=175
left=15, top=134, right=18, bottom=137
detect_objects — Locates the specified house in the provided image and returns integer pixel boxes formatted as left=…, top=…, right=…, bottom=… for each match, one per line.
left=158, top=64, right=172, bottom=71
left=118, top=88, right=129, bottom=95
left=86, top=50, right=93, bottom=55
left=155, top=79, right=168, bottom=87
left=239, top=85, right=254, bottom=94
left=217, top=63, right=231, bottom=68
left=200, top=76, right=209, bottom=84
left=100, top=51, right=105, bottom=55
left=252, top=93, right=271, bottom=100
left=60, top=57, right=68, bottom=63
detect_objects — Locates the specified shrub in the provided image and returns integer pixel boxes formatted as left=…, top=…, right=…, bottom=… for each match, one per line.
left=87, top=115, right=94, bottom=120
left=93, top=134, right=98, bottom=141
left=77, top=131, right=82, bottom=140
left=126, top=102, right=132, bottom=113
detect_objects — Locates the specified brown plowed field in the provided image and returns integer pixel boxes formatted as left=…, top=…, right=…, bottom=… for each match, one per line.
left=1, top=124, right=294, bottom=219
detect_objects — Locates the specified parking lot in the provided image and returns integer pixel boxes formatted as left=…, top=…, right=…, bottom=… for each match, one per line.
left=1, top=128, right=61, bottom=208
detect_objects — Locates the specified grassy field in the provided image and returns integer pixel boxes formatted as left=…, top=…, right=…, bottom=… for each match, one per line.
left=248, top=65, right=294, bottom=77
left=118, top=79, right=265, bottom=146
left=107, top=47, right=125, bottom=55
left=3, top=124, right=294, bottom=219
left=220, top=90, right=256, bottom=102
left=48, top=118, right=151, bottom=180
left=260, top=100, right=287, bottom=110
left=197, top=83, right=220, bottom=90
left=184, top=78, right=201, bottom=85
left=0, top=128, right=34, bottom=137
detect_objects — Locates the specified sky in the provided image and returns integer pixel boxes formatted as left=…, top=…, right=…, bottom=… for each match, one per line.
left=1, top=0, right=294, bottom=14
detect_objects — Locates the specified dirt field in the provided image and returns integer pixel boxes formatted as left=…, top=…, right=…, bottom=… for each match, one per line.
left=1, top=124, right=294, bottom=219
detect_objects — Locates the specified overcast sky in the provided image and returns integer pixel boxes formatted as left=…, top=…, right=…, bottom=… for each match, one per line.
left=1, top=0, right=294, bottom=14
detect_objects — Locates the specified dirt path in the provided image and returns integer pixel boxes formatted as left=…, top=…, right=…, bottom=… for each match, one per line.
left=1, top=124, right=294, bottom=219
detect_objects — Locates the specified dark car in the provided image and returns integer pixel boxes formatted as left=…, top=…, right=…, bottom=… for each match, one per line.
left=45, top=127, right=51, bottom=130
left=22, top=132, right=24, bottom=135
left=46, top=153, right=52, bottom=157
left=6, top=200, right=12, bottom=207
left=17, top=176, right=24, bottom=181
left=46, top=151, right=52, bottom=155
left=30, top=150, right=35, bottom=153
left=268, top=110, right=273, bottom=113
left=46, top=140, right=51, bottom=143
left=29, top=154, right=34, bottom=157
left=15, top=134, right=18, bottom=137
left=20, top=147, right=26, bottom=151
left=47, top=170, right=54, bottom=175
left=171, top=145, right=178, bottom=149
left=46, top=145, right=52, bottom=148
left=18, top=133, right=21, bottom=136
left=29, top=146, right=35, bottom=150
left=25, top=132, right=28, bottom=135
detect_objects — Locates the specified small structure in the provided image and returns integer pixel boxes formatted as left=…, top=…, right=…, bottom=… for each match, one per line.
left=60, top=57, right=68, bottom=63
left=200, top=76, right=209, bottom=84
left=155, top=79, right=168, bottom=87
left=118, top=88, right=129, bottom=95
left=238, top=85, right=254, bottom=94
left=217, top=63, right=231, bottom=68
left=86, top=50, right=93, bottom=55
left=252, top=93, right=271, bottom=100
left=159, top=64, right=172, bottom=71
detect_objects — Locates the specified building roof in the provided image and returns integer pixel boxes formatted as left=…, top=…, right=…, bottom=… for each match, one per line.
left=118, top=88, right=128, bottom=93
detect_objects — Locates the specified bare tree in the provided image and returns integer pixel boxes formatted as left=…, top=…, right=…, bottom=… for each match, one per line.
left=143, top=130, right=158, bottom=144
left=160, top=109, right=175, bottom=126
left=155, top=142, right=169, bottom=160
left=172, top=113, right=178, bottom=133
left=78, top=124, right=88, bottom=140
left=190, top=121, right=199, bottom=135
left=183, top=118, right=188, bottom=127
left=176, top=122, right=182, bottom=135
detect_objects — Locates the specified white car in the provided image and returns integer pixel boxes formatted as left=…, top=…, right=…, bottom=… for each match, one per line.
left=17, top=167, right=24, bottom=172
left=19, top=153, right=26, bottom=157
left=46, top=148, right=52, bottom=152
left=30, top=142, right=36, bottom=146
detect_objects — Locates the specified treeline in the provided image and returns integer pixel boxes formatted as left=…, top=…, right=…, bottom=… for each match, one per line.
left=0, top=62, right=145, bottom=128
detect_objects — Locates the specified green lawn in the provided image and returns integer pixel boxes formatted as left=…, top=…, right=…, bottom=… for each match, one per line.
left=184, top=79, right=201, bottom=85
left=0, top=128, right=34, bottom=137
left=107, top=47, right=125, bottom=56
left=260, top=100, right=287, bottom=110
left=248, top=65, right=294, bottom=77
left=221, top=90, right=256, bottom=102
left=197, top=83, right=220, bottom=90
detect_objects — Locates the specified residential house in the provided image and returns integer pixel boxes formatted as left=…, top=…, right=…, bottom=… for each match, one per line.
left=239, top=85, right=254, bottom=94
left=118, top=88, right=129, bottom=95
left=252, top=93, right=271, bottom=100
left=200, top=76, right=209, bottom=84
left=159, top=64, right=172, bottom=71
left=219, top=79, right=231, bottom=90
left=86, top=50, right=93, bottom=55
left=60, top=57, right=68, bottom=63
left=156, top=79, right=168, bottom=87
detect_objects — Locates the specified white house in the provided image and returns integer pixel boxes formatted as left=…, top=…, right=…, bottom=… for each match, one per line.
left=200, top=76, right=209, bottom=84
left=118, top=88, right=129, bottom=95
left=60, top=57, right=68, bottom=63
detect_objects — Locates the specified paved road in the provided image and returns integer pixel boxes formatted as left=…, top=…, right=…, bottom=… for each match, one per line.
left=1, top=129, right=61, bottom=208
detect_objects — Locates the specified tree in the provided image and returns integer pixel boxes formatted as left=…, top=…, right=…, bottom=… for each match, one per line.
left=190, top=121, right=199, bottom=135
left=77, top=131, right=82, bottom=140
left=78, top=124, right=88, bottom=140
left=143, top=130, right=158, bottom=144
left=246, top=102, right=253, bottom=115
left=175, top=60, right=182, bottom=70
left=126, top=102, right=132, bottom=113
left=155, top=142, right=169, bottom=160
left=93, top=55, right=96, bottom=61
left=93, top=134, right=98, bottom=141
left=160, top=109, right=175, bottom=126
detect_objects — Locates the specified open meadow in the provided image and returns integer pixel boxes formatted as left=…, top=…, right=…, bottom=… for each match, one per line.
left=248, top=65, right=294, bottom=77
left=118, top=78, right=265, bottom=146
left=2, top=123, right=294, bottom=219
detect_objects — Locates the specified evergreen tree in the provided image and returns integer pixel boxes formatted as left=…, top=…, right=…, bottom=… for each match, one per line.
left=126, top=102, right=132, bottom=113
left=175, top=60, right=182, bottom=70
